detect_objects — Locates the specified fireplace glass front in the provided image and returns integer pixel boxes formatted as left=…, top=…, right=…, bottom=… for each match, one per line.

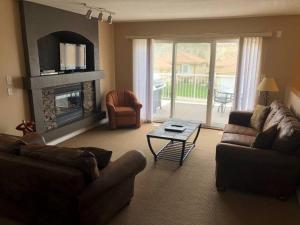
left=55, top=84, right=83, bottom=126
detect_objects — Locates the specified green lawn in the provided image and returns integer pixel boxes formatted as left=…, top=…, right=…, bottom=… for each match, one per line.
left=162, top=82, right=208, bottom=99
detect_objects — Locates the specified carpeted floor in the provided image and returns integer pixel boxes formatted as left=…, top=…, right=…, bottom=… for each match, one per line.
left=1, top=123, right=299, bottom=225
left=60, top=123, right=300, bottom=225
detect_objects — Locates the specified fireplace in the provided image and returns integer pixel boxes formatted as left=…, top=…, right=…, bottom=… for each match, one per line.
left=55, top=84, right=83, bottom=126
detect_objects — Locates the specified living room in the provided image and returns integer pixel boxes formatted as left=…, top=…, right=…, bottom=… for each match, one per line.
left=1, top=0, right=300, bottom=225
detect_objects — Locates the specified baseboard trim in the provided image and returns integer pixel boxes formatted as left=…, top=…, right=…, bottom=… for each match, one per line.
left=46, top=118, right=108, bottom=145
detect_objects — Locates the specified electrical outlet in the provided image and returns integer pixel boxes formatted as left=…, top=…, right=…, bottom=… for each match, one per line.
left=7, top=87, right=13, bottom=96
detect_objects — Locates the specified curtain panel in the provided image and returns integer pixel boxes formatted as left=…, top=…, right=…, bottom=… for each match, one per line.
left=132, top=39, right=153, bottom=122
left=236, top=37, right=263, bottom=111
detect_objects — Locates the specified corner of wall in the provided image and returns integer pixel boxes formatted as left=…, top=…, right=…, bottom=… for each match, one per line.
left=98, top=22, right=116, bottom=111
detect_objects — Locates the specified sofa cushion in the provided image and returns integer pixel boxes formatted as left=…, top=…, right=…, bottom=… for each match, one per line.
left=115, top=106, right=136, bottom=116
left=224, top=124, right=257, bottom=136
left=0, top=134, right=26, bottom=154
left=250, top=105, right=270, bottom=131
left=79, top=147, right=112, bottom=169
left=263, top=106, right=292, bottom=130
left=252, top=123, right=278, bottom=149
left=221, top=133, right=255, bottom=147
left=20, top=145, right=99, bottom=182
left=272, top=116, right=300, bottom=154
left=263, top=101, right=284, bottom=130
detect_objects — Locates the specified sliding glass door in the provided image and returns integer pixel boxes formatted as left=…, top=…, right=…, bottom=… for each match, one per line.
left=152, top=39, right=239, bottom=128
left=173, top=43, right=211, bottom=124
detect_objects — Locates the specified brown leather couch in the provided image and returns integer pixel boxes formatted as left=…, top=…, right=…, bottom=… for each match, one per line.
left=106, top=90, right=142, bottom=129
left=216, top=101, right=300, bottom=199
left=0, top=133, right=146, bottom=225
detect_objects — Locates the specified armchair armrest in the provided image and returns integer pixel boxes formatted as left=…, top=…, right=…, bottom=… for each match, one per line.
left=216, top=143, right=300, bottom=168
left=228, top=111, right=253, bottom=127
left=106, top=102, right=116, bottom=111
left=21, top=132, right=46, bottom=145
left=79, top=150, right=146, bottom=207
left=133, top=101, right=142, bottom=110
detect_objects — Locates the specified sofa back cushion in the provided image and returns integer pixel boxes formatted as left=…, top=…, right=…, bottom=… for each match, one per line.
left=250, top=105, right=270, bottom=131
left=0, top=152, right=86, bottom=198
left=272, top=116, right=300, bottom=154
left=0, top=134, right=26, bottom=154
left=20, top=145, right=99, bottom=183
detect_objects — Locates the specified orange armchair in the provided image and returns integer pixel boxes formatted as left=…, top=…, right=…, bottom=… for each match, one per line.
left=106, top=90, right=142, bottom=129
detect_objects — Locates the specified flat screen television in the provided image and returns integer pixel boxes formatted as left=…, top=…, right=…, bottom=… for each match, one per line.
left=60, top=43, right=86, bottom=71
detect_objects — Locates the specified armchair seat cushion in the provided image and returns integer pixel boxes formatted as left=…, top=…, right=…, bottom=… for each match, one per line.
left=115, top=107, right=136, bottom=116
left=224, top=124, right=258, bottom=136
left=221, top=133, right=255, bottom=147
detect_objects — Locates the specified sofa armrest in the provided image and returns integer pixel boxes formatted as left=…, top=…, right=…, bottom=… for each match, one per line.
left=216, top=143, right=300, bottom=168
left=228, top=111, right=253, bottom=127
left=79, top=150, right=146, bottom=206
left=21, top=132, right=46, bottom=145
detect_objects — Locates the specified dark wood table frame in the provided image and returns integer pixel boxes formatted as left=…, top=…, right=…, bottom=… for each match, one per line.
left=147, top=122, right=201, bottom=166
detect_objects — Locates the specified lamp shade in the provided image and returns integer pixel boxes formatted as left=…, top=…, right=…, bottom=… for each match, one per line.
left=257, top=77, right=279, bottom=92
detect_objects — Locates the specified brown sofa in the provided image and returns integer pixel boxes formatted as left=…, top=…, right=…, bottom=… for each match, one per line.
left=0, top=133, right=146, bottom=225
left=216, top=101, right=300, bottom=199
left=106, top=90, right=142, bottom=129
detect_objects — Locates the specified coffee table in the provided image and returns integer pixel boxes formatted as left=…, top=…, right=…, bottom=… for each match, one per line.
left=147, top=119, right=201, bottom=166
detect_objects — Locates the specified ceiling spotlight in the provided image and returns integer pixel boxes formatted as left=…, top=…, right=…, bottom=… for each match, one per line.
left=86, top=9, right=92, bottom=20
left=98, top=11, right=104, bottom=22
left=107, top=14, right=113, bottom=24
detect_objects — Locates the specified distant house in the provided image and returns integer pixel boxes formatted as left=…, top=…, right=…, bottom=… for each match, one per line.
left=154, top=51, right=237, bottom=75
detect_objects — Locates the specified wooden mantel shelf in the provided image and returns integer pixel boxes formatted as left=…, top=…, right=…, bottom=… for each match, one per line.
left=24, top=70, right=105, bottom=90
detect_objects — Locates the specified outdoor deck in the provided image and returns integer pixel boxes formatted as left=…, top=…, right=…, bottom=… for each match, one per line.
left=153, top=100, right=232, bottom=128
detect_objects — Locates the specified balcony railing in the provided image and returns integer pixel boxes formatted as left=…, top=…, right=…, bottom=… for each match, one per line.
left=154, top=73, right=235, bottom=102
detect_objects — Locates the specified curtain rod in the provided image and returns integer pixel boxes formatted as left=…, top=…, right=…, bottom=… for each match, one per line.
left=126, top=32, right=273, bottom=40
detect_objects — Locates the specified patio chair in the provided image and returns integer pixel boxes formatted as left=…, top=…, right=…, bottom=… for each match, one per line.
left=213, top=89, right=234, bottom=113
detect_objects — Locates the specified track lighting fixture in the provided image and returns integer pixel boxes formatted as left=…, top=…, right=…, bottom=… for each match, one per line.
left=98, top=11, right=104, bottom=22
left=86, top=9, right=92, bottom=20
left=81, top=3, right=115, bottom=24
left=107, top=14, right=113, bottom=24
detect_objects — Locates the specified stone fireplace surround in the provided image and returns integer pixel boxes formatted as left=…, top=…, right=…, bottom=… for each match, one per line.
left=20, top=2, right=105, bottom=142
left=43, top=81, right=95, bottom=131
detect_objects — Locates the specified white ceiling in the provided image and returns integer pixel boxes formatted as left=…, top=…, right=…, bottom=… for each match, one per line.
left=26, top=0, right=300, bottom=22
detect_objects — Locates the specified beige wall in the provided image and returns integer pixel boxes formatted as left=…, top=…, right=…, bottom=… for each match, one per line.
left=114, top=16, right=300, bottom=102
left=99, top=22, right=116, bottom=110
left=0, top=0, right=30, bottom=135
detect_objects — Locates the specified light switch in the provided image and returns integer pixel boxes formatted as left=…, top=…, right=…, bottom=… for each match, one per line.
left=7, top=87, right=13, bottom=96
left=276, top=31, right=283, bottom=38
left=6, top=76, right=12, bottom=85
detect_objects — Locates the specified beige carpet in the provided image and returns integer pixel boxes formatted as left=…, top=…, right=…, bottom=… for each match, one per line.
left=60, top=123, right=300, bottom=225
left=1, top=123, right=299, bottom=225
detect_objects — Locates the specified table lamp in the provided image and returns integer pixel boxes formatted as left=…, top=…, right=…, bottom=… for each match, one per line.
left=257, top=76, right=279, bottom=105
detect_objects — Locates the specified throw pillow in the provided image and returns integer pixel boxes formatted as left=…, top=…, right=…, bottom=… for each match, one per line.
left=0, top=134, right=27, bottom=154
left=20, top=145, right=99, bottom=182
left=272, top=116, right=300, bottom=154
left=80, top=147, right=112, bottom=169
left=252, top=123, right=278, bottom=149
left=250, top=105, right=270, bottom=131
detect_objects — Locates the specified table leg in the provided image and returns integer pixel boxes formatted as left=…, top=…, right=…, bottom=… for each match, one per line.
left=193, top=124, right=201, bottom=144
left=180, top=141, right=186, bottom=166
left=147, top=136, right=157, bottom=161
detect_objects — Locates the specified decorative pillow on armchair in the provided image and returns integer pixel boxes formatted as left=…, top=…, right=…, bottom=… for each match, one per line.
left=250, top=105, right=270, bottom=131
left=252, top=123, right=278, bottom=149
